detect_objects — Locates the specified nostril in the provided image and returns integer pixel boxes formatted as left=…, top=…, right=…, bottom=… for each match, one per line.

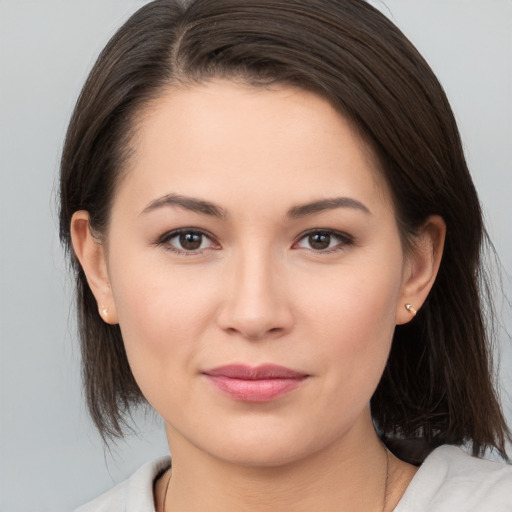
left=222, top=323, right=284, bottom=341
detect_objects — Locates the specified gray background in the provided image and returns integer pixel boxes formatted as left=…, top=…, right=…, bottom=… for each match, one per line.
left=1, top=1, right=510, bottom=510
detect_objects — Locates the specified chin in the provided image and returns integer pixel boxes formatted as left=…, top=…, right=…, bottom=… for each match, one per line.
left=189, top=419, right=345, bottom=470
left=213, top=443, right=311, bottom=469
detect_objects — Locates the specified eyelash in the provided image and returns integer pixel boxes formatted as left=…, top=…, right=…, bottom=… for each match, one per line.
left=156, top=229, right=219, bottom=255
left=155, top=228, right=354, bottom=255
left=293, top=229, right=354, bottom=253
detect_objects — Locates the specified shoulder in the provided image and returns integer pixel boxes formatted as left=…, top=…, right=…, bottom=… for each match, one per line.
left=74, top=456, right=171, bottom=512
left=395, top=445, right=512, bottom=512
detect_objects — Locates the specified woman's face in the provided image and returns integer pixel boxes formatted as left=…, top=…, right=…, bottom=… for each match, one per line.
left=94, top=81, right=419, bottom=466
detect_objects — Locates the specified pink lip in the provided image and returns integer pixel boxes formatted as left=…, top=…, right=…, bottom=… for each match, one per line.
left=202, top=364, right=308, bottom=402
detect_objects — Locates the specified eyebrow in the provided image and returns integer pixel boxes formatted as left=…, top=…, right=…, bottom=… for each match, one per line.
left=140, top=193, right=227, bottom=218
left=141, top=193, right=370, bottom=219
left=287, top=197, right=371, bottom=218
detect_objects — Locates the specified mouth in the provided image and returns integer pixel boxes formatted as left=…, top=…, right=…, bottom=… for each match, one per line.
left=202, top=364, right=309, bottom=402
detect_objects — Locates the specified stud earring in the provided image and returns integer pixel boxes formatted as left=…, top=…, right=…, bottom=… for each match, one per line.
left=405, top=303, right=417, bottom=316
left=100, top=305, right=108, bottom=317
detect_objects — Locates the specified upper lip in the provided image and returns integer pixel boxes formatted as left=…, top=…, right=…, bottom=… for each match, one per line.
left=202, top=364, right=308, bottom=380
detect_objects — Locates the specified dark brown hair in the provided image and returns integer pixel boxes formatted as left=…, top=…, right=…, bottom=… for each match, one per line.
left=59, top=0, right=510, bottom=460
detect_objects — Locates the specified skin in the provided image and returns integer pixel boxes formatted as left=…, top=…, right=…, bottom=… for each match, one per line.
left=71, top=81, right=445, bottom=511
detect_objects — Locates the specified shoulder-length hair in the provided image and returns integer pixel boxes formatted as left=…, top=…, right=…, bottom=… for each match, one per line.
left=59, top=0, right=510, bottom=460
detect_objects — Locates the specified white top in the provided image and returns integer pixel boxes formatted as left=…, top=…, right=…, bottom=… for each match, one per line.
left=75, top=445, right=512, bottom=511
left=394, top=445, right=512, bottom=511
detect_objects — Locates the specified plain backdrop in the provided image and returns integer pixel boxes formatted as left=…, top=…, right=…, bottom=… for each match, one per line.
left=0, top=1, right=511, bottom=510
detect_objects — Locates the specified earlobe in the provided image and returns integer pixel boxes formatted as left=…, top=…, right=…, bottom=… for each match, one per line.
left=70, top=211, right=119, bottom=324
left=396, top=215, right=446, bottom=325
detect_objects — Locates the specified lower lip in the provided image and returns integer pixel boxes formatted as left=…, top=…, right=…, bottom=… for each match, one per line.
left=204, top=375, right=307, bottom=402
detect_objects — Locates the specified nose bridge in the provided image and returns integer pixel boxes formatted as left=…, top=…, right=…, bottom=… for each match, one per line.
left=218, top=242, right=292, bottom=340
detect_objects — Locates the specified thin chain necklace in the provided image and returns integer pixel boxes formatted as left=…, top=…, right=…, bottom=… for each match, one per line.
left=161, top=448, right=390, bottom=512
left=161, top=469, right=172, bottom=512
left=382, top=447, right=390, bottom=512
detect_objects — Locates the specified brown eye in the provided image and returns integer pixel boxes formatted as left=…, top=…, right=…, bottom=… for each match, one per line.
left=179, top=232, right=203, bottom=251
left=294, top=229, right=353, bottom=252
left=159, top=229, right=217, bottom=253
left=308, top=232, right=331, bottom=250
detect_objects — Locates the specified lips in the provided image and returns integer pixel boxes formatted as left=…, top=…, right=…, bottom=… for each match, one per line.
left=202, top=364, right=309, bottom=402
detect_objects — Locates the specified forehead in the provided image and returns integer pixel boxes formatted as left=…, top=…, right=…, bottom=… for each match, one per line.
left=118, top=80, right=391, bottom=216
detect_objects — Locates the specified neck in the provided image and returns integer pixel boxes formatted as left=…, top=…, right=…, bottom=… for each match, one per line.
left=162, top=413, right=400, bottom=512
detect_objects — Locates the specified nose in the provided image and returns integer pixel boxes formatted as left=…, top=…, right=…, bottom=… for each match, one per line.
left=217, top=250, right=294, bottom=341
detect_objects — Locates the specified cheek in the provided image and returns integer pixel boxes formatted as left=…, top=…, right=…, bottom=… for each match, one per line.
left=301, top=257, right=401, bottom=336
left=299, top=256, right=402, bottom=393
left=107, top=251, right=219, bottom=405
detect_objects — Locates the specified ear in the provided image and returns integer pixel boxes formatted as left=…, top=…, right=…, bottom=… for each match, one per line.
left=70, top=211, right=118, bottom=324
left=396, top=215, right=446, bottom=325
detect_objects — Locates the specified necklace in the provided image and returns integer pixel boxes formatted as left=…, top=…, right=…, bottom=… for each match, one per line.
left=382, top=447, right=390, bottom=512
left=161, top=469, right=172, bottom=512
left=161, top=448, right=390, bottom=512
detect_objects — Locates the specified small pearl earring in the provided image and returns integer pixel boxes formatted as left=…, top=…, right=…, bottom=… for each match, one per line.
left=405, top=303, right=417, bottom=316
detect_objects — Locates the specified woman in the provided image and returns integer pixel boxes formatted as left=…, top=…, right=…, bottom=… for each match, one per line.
left=59, top=0, right=512, bottom=510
